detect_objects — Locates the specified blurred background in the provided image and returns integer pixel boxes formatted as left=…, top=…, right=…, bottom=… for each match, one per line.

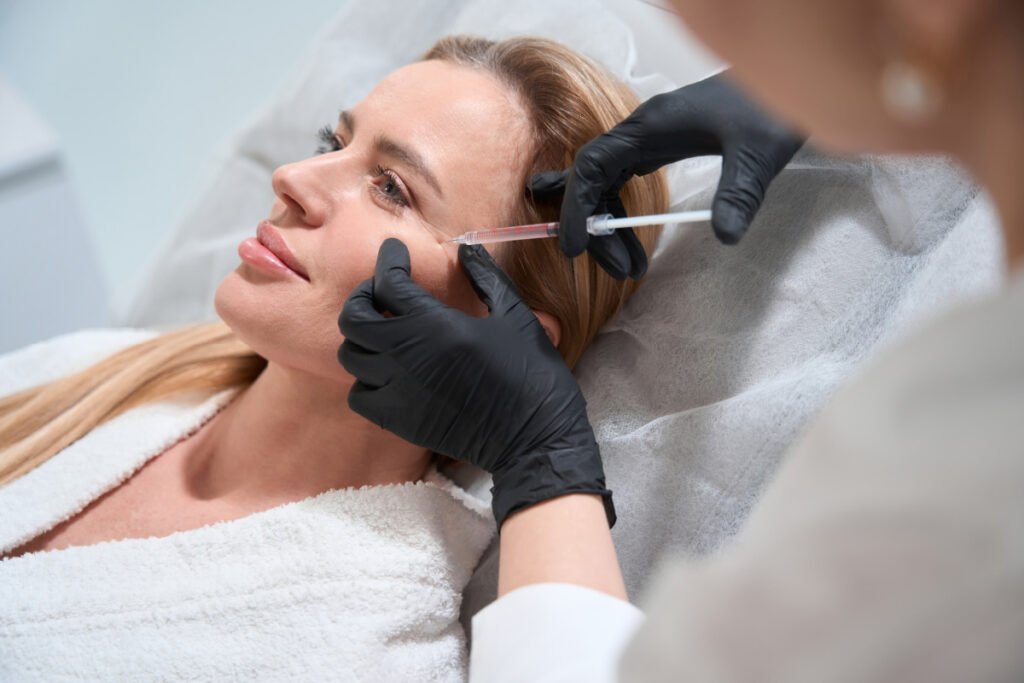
left=0, top=0, right=349, bottom=353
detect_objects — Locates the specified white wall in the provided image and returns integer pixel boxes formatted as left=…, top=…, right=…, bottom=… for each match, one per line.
left=0, top=0, right=348, bottom=323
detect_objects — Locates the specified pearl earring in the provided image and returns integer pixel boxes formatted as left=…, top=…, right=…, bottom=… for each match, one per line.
left=880, top=59, right=944, bottom=123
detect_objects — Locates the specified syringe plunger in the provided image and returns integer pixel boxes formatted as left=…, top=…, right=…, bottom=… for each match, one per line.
left=446, top=209, right=712, bottom=246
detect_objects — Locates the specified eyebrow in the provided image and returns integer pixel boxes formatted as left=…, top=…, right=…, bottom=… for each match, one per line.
left=337, top=109, right=444, bottom=199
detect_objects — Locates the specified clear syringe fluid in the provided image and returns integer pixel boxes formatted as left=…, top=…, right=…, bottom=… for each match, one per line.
left=445, top=209, right=713, bottom=245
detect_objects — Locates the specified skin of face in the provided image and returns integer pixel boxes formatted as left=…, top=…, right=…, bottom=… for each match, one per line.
left=667, top=0, right=999, bottom=155
left=214, top=59, right=538, bottom=381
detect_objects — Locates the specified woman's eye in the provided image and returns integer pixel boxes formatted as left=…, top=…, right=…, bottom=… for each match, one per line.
left=313, top=123, right=409, bottom=210
left=371, top=165, right=410, bottom=208
left=315, top=125, right=343, bottom=155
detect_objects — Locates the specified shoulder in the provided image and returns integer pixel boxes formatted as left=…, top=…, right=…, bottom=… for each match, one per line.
left=0, top=328, right=158, bottom=397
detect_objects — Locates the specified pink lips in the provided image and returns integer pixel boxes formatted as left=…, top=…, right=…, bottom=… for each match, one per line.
left=238, top=221, right=310, bottom=282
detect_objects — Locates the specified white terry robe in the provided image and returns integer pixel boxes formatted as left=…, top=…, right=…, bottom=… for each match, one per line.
left=0, top=329, right=495, bottom=682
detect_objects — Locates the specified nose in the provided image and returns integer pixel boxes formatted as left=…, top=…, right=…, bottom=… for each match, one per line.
left=271, top=158, right=331, bottom=227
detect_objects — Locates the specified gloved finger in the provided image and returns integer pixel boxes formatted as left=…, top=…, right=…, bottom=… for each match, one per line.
left=603, top=193, right=627, bottom=221
left=585, top=189, right=637, bottom=279
left=372, top=238, right=447, bottom=316
left=339, top=277, right=389, bottom=351
left=586, top=235, right=632, bottom=281
left=348, top=381, right=395, bottom=430
left=560, top=138, right=630, bottom=258
left=458, top=244, right=528, bottom=318
left=338, top=339, right=398, bottom=388
left=616, top=227, right=649, bottom=279
left=528, top=170, right=568, bottom=202
left=339, top=276, right=422, bottom=353
left=711, top=145, right=771, bottom=245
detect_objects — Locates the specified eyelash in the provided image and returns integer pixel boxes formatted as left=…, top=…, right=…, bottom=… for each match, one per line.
left=316, top=125, right=341, bottom=155
left=315, top=125, right=410, bottom=210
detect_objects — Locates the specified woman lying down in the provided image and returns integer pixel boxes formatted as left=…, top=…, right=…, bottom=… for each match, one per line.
left=0, top=36, right=665, bottom=681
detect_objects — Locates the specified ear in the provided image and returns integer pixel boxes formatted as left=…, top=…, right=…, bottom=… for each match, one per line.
left=532, top=310, right=562, bottom=349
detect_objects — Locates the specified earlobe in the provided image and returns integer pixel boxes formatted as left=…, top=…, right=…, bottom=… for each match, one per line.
left=877, top=0, right=996, bottom=123
left=532, top=310, right=562, bottom=348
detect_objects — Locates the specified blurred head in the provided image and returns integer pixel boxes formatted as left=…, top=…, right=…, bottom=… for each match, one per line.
left=216, top=36, right=667, bottom=379
left=668, top=0, right=1024, bottom=157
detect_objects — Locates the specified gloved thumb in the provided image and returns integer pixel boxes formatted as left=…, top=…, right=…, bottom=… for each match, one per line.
left=711, top=145, right=770, bottom=245
left=372, top=238, right=444, bottom=316
left=458, top=244, right=528, bottom=318
left=528, top=170, right=568, bottom=201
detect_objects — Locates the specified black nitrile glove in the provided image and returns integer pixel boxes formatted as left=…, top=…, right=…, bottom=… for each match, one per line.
left=338, top=238, right=614, bottom=529
left=531, top=71, right=805, bottom=280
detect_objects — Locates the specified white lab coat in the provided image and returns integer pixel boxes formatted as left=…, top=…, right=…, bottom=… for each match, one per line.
left=470, top=268, right=1024, bottom=682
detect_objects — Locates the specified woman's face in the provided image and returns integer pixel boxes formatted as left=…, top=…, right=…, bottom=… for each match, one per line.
left=215, top=60, right=533, bottom=381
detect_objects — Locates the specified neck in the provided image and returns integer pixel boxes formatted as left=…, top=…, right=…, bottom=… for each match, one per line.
left=970, top=152, right=1024, bottom=276
left=953, top=29, right=1024, bottom=275
left=185, top=362, right=432, bottom=506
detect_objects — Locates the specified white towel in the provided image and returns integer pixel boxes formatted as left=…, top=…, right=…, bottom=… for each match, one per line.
left=0, top=331, right=495, bottom=682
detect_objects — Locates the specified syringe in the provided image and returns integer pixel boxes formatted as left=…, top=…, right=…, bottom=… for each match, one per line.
left=445, top=209, right=713, bottom=245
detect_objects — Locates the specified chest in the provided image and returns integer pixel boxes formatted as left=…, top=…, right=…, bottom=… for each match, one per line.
left=4, top=439, right=245, bottom=558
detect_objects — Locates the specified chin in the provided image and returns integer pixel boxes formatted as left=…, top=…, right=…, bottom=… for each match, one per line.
left=214, top=271, right=264, bottom=353
left=214, top=270, right=350, bottom=383
left=214, top=269, right=296, bottom=361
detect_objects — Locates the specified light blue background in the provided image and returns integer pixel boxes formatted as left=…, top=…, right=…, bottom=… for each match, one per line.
left=0, top=0, right=348, bottom=298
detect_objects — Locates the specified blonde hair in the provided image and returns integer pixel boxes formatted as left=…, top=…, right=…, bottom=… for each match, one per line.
left=0, top=36, right=667, bottom=486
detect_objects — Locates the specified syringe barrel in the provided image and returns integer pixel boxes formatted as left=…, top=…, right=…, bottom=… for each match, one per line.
left=459, top=222, right=559, bottom=245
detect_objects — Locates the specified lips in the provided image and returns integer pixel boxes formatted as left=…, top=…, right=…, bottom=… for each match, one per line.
left=256, top=221, right=310, bottom=281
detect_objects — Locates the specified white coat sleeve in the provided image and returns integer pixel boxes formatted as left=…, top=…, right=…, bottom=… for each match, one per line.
left=470, top=583, right=645, bottom=683
left=470, top=274, right=1024, bottom=683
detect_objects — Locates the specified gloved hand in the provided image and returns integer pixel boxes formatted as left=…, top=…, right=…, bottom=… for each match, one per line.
left=338, top=238, right=614, bottom=529
left=531, top=71, right=805, bottom=280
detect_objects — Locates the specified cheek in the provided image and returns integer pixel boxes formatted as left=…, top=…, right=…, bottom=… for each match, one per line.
left=436, top=247, right=490, bottom=318
left=213, top=226, right=489, bottom=382
left=317, top=227, right=487, bottom=316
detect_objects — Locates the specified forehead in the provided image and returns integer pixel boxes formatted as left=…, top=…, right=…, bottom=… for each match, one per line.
left=354, top=60, right=533, bottom=230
